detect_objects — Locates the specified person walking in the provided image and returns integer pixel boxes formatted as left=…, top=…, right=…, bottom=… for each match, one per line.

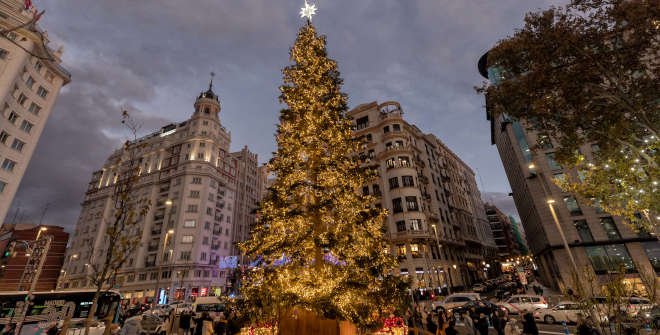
left=463, top=312, right=476, bottom=335
left=194, top=312, right=213, bottom=335
left=521, top=311, right=538, bottom=335
left=426, top=313, right=438, bottom=334
left=476, top=313, right=489, bottom=335
left=444, top=321, right=458, bottom=335
left=492, top=310, right=506, bottom=335
left=179, top=311, right=192, bottom=335
left=436, top=310, right=447, bottom=335
left=504, top=317, right=521, bottom=335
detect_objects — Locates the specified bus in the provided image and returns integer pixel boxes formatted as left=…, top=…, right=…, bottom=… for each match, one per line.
left=0, top=289, right=122, bottom=335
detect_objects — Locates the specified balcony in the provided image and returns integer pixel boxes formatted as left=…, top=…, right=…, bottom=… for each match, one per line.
left=385, top=160, right=414, bottom=171
left=377, top=144, right=415, bottom=160
left=378, top=101, right=403, bottom=119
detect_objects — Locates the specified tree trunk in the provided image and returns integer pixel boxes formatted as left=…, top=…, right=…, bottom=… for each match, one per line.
left=84, top=284, right=103, bottom=335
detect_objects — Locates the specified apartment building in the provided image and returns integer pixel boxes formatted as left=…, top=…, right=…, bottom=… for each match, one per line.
left=61, top=83, right=262, bottom=302
left=0, top=1, right=70, bottom=224
left=484, top=203, right=519, bottom=258
left=349, top=101, right=497, bottom=291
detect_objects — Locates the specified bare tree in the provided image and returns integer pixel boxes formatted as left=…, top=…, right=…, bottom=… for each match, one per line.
left=83, top=111, right=151, bottom=335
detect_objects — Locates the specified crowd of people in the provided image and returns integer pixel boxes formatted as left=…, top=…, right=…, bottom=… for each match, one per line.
left=120, top=307, right=244, bottom=335
left=406, top=305, right=573, bottom=335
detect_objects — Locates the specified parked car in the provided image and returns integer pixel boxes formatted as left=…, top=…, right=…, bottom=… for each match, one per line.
left=150, top=304, right=173, bottom=317
left=626, top=297, right=653, bottom=317
left=450, top=299, right=499, bottom=318
left=533, top=301, right=581, bottom=324
left=432, top=293, right=481, bottom=311
left=499, top=295, right=548, bottom=314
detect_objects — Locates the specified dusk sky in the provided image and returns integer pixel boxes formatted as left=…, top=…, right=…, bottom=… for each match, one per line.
left=10, top=0, right=566, bottom=230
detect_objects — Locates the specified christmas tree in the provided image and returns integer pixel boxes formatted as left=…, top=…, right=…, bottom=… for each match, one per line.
left=240, top=21, right=406, bottom=330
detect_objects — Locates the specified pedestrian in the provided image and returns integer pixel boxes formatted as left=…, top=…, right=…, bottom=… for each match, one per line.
left=492, top=310, right=505, bottom=335
left=426, top=313, right=438, bottom=334
left=214, top=312, right=227, bottom=335
left=504, top=317, right=521, bottom=335
left=437, top=310, right=446, bottom=335
left=194, top=312, right=213, bottom=335
left=179, top=310, right=192, bottom=335
left=226, top=311, right=242, bottom=335
left=444, top=321, right=458, bottom=335
left=521, top=311, right=538, bottom=335
left=476, top=313, right=489, bottom=335
left=46, top=322, right=59, bottom=335
left=576, top=314, right=591, bottom=335
left=463, top=312, right=476, bottom=335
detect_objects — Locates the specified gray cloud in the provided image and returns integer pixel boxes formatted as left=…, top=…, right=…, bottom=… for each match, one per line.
left=9, top=0, right=565, bottom=230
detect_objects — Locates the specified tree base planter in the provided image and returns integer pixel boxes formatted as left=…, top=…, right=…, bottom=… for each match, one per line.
left=278, top=309, right=357, bottom=335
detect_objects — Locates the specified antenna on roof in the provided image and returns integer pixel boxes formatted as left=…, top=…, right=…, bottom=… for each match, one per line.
left=209, top=71, right=215, bottom=91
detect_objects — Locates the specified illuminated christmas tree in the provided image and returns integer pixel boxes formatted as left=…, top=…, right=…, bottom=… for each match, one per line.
left=239, top=17, right=406, bottom=330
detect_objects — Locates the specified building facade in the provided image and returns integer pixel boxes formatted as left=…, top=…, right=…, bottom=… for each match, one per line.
left=0, top=1, right=71, bottom=224
left=484, top=203, right=519, bottom=258
left=0, top=224, right=69, bottom=291
left=349, top=101, right=497, bottom=291
left=478, top=52, right=659, bottom=291
left=61, top=84, right=262, bottom=303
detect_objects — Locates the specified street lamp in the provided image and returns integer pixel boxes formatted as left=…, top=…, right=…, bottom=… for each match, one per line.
left=35, top=227, right=48, bottom=241
left=430, top=223, right=446, bottom=292
left=546, top=199, right=580, bottom=277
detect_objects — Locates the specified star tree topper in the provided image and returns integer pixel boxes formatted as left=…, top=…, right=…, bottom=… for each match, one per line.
left=299, top=0, right=317, bottom=21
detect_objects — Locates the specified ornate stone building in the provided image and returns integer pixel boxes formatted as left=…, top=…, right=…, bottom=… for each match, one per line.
left=349, top=101, right=497, bottom=291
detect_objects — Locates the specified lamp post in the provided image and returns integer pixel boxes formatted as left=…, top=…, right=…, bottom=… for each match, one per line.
left=153, top=228, right=174, bottom=305
left=546, top=199, right=580, bottom=277
left=431, top=224, right=447, bottom=293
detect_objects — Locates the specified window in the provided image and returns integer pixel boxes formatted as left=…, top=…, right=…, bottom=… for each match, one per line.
left=406, top=196, right=419, bottom=211
left=180, top=251, right=191, bottom=260
left=181, top=235, right=194, bottom=244
left=138, top=273, right=147, bottom=281
left=642, top=242, right=660, bottom=274
left=17, top=94, right=27, bottom=106
left=410, top=219, right=422, bottom=231
left=388, top=177, right=399, bottom=189
left=563, top=196, right=582, bottom=216
left=19, top=120, right=33, bottom=133
left=186, top=205, right=198, bottom=213
left=1, top=159, right=16, bottom=172
left=34, top=61, right=43, bottom=72
left=366, top=134, right=372, bottom=142
left=28, top=103, right=41, bottom=115
left=410, top=244, right=421, bottom=258
left=573, top=220, right=594, bottom=242
left=10, top=139, right=24, bottom=152
left=192, top=177, right=202, bottom=184
left=7, top=111, right=18, bottom=124
left=362, top=186, right=369, bottom=196
left=402, top=175, right=414, bottom=187
left=25, top=76, right=34, bottom=89
left=0, top=48, right=8, bottom=59
left=202, top=236, right=209, bottom=245
left=600, top=217, right=621, bottom=240
left=0, top=131, right=8, bottom=144
left=200, top=252, right=207, bottom=261
left=197, top=152, right=204, bottom=160
left=546, top=153, right=562, bottom=170
left=383, top=126, right=390, bottom=133
left=392, top=198, right=403, bottom=213
left=0, top=181, right=6, bottom=193
left=356, top=116, right=369, bottom=130
left=396, top=220, right=406, bottom=232
left=399, top=156, right=411, bottom=168
left=45, top=71, right=55, bottom=83
left=189, top=190, right=200, bottom=198
left=183, top=220, right=196, bottom=228
left=585, top=244, right=635, bottom=274
left=206, top=207, right=212, bottom=215
left=392, top=124, right=401, bottom=132
left=397, top=244, right=406, bottom=257
left=372, top=184, right=381, bottom=196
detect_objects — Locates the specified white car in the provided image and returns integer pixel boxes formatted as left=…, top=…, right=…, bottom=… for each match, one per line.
left=533, top=301, right=581, bottom=324
left=499, top=295, right=548, bottom=314
left=433, top=293, right=481, bottom=311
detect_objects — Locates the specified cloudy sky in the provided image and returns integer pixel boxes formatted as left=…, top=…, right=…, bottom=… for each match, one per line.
left=9, top=0, right=565, bottom=230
